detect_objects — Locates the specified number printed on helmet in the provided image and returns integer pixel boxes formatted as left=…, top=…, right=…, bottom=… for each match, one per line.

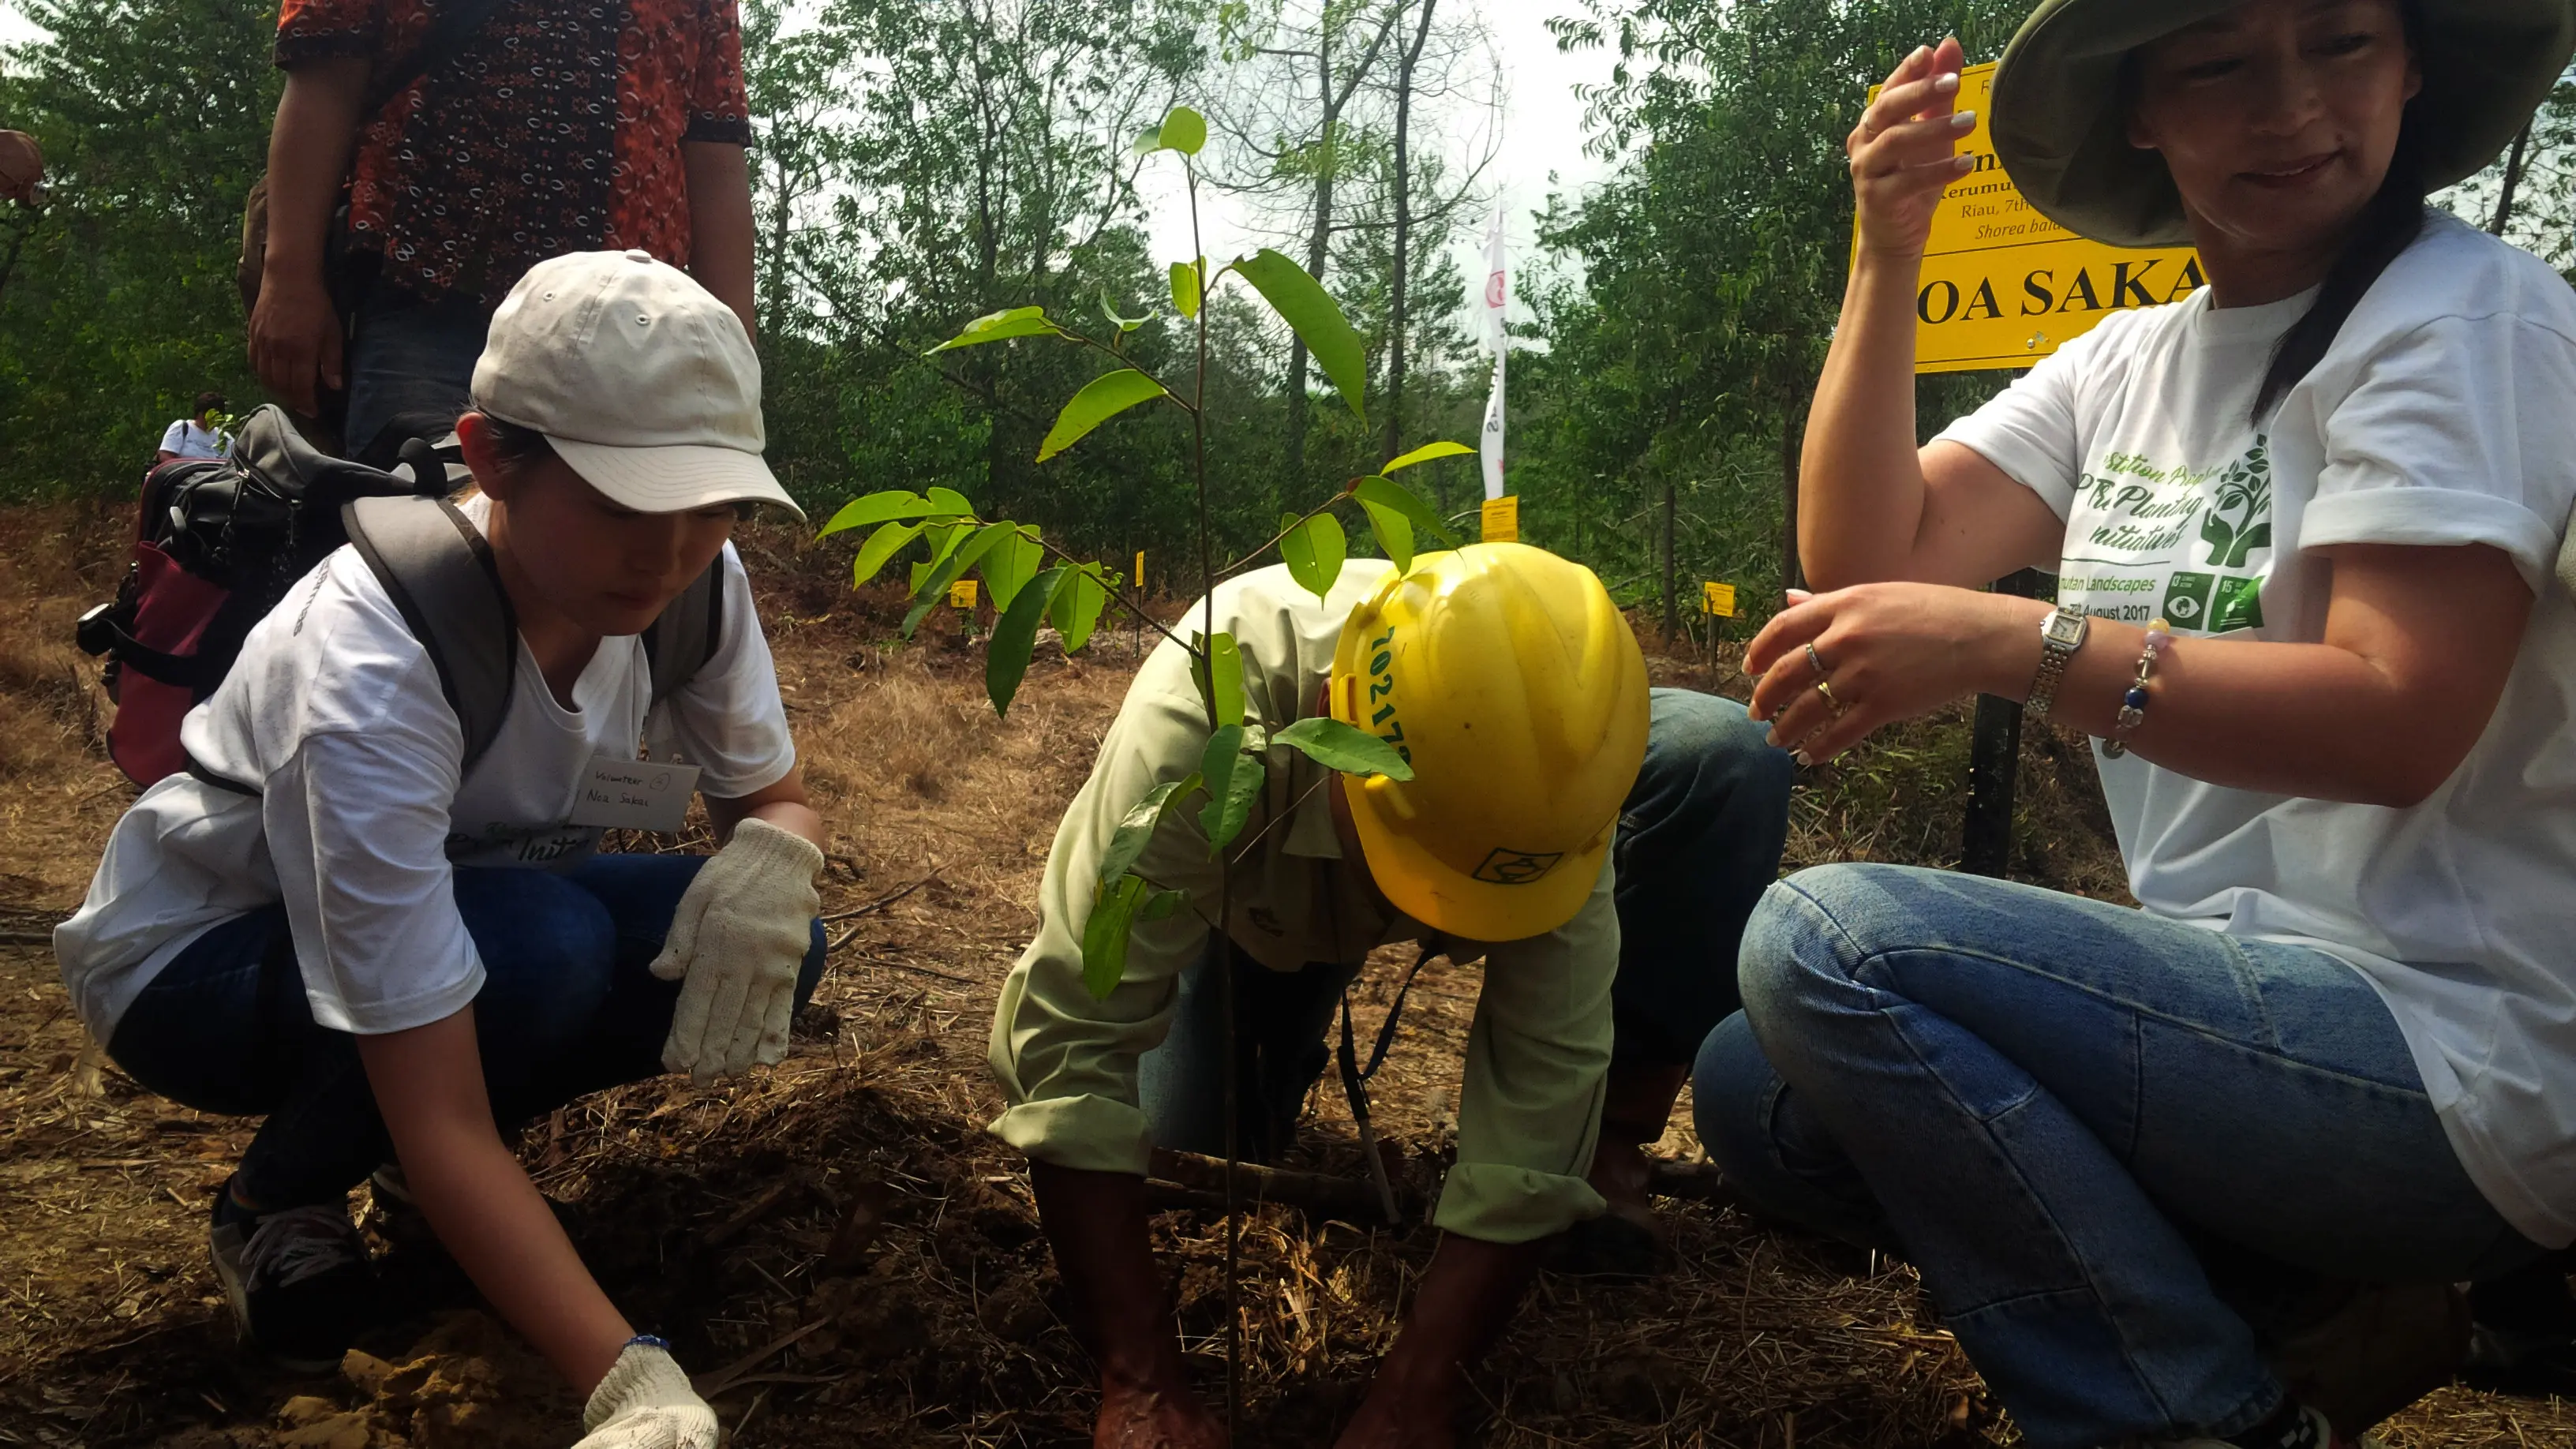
left=1366, top=627, right=1411, bottom=763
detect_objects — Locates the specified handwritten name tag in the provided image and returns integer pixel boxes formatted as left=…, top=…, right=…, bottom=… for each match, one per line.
left=567, top=754, right=701, bottom=832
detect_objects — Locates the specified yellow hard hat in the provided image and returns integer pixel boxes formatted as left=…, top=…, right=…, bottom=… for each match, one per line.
left=1328, top=542, right=1649, bottom=942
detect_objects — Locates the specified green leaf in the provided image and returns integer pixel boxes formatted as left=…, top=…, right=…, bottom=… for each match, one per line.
left=1275, top=717, right=1415, bottom=781
left=1169, top=259, right=1202, bottom=319
left=1140, top=889, right=1188, bottom=922
left=818, top=489, right=960, bottom=538
left=1099, top=773, right=1200, bottom=887
left=927, top=305, right=1061, bottom=354
left=1351, top=475, right=1458, bottom=548
left=1196, top=630, right=1245, bottom=727
left=851, top=521, right=925, bottom=587
left=1082, top=874, right=1148, bottom=999
left=980, top=525, right=1044, bottom=612
left=1278, top=511, right=1346, bottom=600
left=1380, top=440, right=1475, bottom=474
left=1361, top=499, right=1413, bottom=575
left=1049, top=562, right=1111, bottom=652
left=1159, top=105, right=1207, bottom=155
left=1235, top=248, right=1367, bottom=424
left=908, top=521, right=966, bottom=593
left=903, top=522, right=1013, bottom=637
left=986, top=564, right=1066, bottom=717
left=1038, top=369, right=1169, bottom=462
left=1099, top=290, right=1148, bottom=335
left=926, top=486, right=975, bottom=517
left=1130, top=125, right=1165, bottom=156
left=1196, top=724, right=1260, bottom=853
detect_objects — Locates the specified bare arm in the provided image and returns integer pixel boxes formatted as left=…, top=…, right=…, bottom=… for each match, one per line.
left=683, top=140, right=757, bottom=340
left=1333, top=1233, right=1544, bottom=1448
left=250, top=58, right=369, bottom=414
left=1801, top=37, right=2062, bottom=591
left=358, top=1010, right=633, bottom=1394
left=703, top=757, right=821, bottom=847
left=1749, top=543, right=2534, bottom=808
left=1029, top=1161, right=1226, bottom=1447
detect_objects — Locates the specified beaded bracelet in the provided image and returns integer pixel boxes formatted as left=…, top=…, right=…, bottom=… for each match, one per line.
left=2102, top=618, right=2171, bottom=758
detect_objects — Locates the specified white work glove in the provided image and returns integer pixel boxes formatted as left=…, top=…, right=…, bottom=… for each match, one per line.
left=651, top=817, right=824, bottom=1084
left=572, top=1340, right=716, bottom=1449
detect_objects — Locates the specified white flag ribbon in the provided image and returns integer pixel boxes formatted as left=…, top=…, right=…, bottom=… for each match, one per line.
left=1479, top=209, right=1507, bottom=500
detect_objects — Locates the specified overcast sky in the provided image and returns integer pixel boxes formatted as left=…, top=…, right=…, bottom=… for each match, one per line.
left=1140, top=0, right=1620, bottom=336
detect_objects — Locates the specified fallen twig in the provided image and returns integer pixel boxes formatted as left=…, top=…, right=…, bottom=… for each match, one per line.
left=822, top=873, right=938, bottom=924
left=690, top=1319, right=828, bottom=1399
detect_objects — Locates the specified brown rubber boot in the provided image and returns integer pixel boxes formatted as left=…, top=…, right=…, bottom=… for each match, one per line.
left=1553, top=1062, right=1688, bottom=1279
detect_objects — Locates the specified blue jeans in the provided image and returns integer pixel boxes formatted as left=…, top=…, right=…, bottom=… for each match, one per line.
left=342, top=291, right=492, bottom=463
left=107, top=854, right=828, bottom=1211
left=1140, top=687, right=1792, bottom=1156
left=1697, top=864, right=2545, bottom=1449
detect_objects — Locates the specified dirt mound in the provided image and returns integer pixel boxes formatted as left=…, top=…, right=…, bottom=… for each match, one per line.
left=186, top=1313, right=579, bottom=1449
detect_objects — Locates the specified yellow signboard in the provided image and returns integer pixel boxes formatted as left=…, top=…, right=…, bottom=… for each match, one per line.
left=948, top=578, right=979, bottom=608
left=1702, top=582, right=1737, bottom=618
left=1481, top=496, right=1519, bottom=543
left=1857, top=62, right=2203, bottom=374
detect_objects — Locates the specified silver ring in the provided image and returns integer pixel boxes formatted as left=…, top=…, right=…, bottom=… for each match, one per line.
left=1805, top=642, right=1830, bottom=676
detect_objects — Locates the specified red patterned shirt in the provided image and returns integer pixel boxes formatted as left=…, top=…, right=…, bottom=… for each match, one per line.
left=275, top=0, right=750, bottom=306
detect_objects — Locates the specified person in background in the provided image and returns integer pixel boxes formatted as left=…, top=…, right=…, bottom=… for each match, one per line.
left=246, top=0, right=758, bottom=460
left=0, top=129, right=41, bottom=206
left=59, top=253, right=815, bottom=1449
left=158, top=392, right=233, bottom=465
left=1694, top=4, right=2576, bottom=1449
left=990, top=546, right=1791, bottom=1448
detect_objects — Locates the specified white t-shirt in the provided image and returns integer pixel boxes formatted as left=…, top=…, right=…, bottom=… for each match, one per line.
left=57, top=496, right=797, bottom=1040
left=159, top=419, right=227, bottom=459
left=1938, top=212, right=2576, bottom=1248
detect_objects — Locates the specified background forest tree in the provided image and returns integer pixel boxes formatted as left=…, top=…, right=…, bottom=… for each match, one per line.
left=2, top=0, right=2570, bottom=622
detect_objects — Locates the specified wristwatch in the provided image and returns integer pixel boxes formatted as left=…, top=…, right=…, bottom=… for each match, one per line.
left=2025, top=604, right=2089, bottom=721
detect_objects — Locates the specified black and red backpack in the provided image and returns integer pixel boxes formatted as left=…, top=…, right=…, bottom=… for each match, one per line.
left=77, top=405, right=723, bottom=790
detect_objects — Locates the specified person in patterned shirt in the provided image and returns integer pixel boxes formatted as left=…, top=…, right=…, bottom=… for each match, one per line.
left=245, top=0, right=758, bottom=459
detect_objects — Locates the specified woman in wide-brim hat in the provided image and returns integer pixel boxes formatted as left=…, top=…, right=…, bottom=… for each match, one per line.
left=1695, top=2, right=2576, bottom=1447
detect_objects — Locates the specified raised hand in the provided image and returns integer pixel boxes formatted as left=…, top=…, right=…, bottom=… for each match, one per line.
left=1848, top=35, right=1975, bottom=260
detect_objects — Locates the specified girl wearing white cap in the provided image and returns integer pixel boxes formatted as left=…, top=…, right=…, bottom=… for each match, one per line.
left=57, top=250, right=822, bottom=1447
left=1694, top=3, right=2576, bottom=1448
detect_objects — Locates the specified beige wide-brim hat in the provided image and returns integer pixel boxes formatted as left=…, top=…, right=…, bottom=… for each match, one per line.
left=1992, top=0, right=2576, bottom=247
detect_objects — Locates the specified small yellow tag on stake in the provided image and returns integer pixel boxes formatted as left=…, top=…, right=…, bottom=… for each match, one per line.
left=1481, top=496, right=1518, bottom=543
left=1702, top=582, right=1736, bottom=618
left=1135, top=551, right=1145, bottom=594
left=949, top=578, right=979, bottom=608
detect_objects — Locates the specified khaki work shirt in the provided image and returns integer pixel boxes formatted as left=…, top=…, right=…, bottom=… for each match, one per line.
left=987, top=562, right=1615, bottom=1242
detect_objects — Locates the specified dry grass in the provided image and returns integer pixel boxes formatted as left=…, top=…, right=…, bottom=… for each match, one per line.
left=0, top=515, right=2565, bottom=1447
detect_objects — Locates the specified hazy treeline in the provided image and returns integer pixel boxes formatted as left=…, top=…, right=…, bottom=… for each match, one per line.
left=2, top=0, right=2567, bottom=619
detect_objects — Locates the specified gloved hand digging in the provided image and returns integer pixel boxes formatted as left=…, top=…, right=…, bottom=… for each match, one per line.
left=652, top=816, right=823, bottom=1084
left=571, top=1339, right=716, bottom=1449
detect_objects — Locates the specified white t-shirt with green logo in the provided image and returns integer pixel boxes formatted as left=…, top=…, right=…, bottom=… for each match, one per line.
left=1940, top=211, right=2576, bottom=1249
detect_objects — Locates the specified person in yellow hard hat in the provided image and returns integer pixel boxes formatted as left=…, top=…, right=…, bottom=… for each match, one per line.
left=988, top=544, right=1791, bottom=1447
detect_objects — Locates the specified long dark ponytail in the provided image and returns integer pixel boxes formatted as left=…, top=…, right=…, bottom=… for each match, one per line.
left=2250, top=4, right=2429, bottom=422
left=2251, top=151, right=2427, bottom=421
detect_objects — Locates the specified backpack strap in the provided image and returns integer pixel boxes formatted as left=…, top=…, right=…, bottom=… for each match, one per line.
left=342, top=494, right=518, bottom=779
left=642, top=552, right=726, bottom=708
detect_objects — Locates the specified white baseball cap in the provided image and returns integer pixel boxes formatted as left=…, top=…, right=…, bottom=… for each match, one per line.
left=470, top=249, right=804, bottom=522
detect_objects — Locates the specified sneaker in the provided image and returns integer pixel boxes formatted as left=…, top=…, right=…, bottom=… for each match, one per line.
left=209, top=1190, right=377, bottom=1372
